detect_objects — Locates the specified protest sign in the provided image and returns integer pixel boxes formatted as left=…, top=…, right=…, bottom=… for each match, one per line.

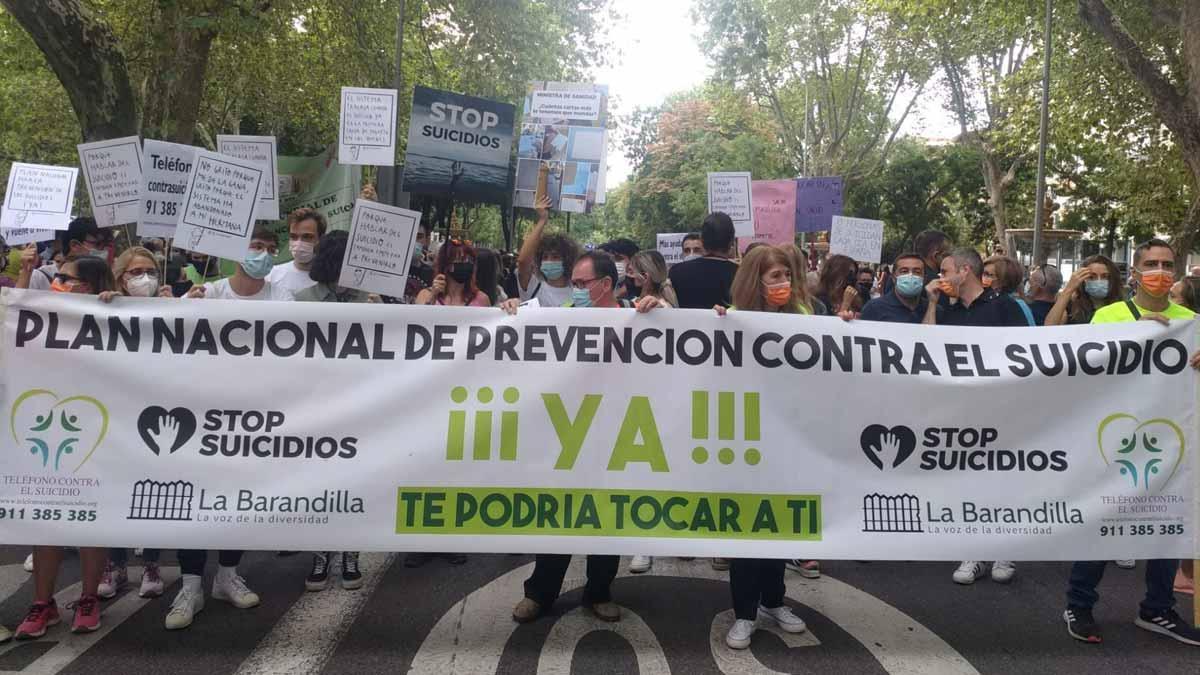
left=216, top=135, right=279, bottom=221
left=77, top=136, right=143, bottom=228
left=829, top=215, right=884, bottom=263
left=403, top=86, right=515, bottom=203
left=796, top=177, right=844, bottom=232
left=656, top=233, right=688, bottom=265
left=339, top=87, right=398, bottom=166
left=740, top=179, right=797, bottom=251
left=338, top=200, right=420, bottom=297
left=515, top=81, right=608, bottom=213
left=138, top=139, right=197, bottom=238
left=707, top=172, right=755, bottom=237
left=176, top=149, right=264, bottom=260
left=0, top=226, right=55, bottom=246
left=278, top=149, right=361, bottom=232
left=3, top=289, right=1194, bottom=560
left=0, top=163, right=78, bottom=230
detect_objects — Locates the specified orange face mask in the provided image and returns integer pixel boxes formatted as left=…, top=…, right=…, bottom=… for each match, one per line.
left=938, top=278, right=959, bottom=298
left=49, top=279, right=71, bottom=293
left=764, top=282, right=792, bottom=307
left=1139, top=269, right=1174, bottom=297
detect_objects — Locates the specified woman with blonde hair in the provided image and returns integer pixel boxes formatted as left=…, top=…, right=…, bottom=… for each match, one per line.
left=627, top=250, right=678, bottom=308
left=722, top=245, right=812, bottom=314
left=100, top=247, right=173, bottom=301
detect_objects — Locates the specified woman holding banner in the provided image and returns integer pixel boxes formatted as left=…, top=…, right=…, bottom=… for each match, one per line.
left=713, top=245, right=811, bottom=650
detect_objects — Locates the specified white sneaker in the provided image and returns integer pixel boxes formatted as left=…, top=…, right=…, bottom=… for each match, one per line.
left=991, top=560, right=1016, bottom=584
left=725, top=618, right=756, bottom=649
left=98, top=562, right=127, bottom=599
left=953, top=561, right=986, bottom=585
left=139, top=563, right=164, bottom=598
left=213, top=574, right=260, bottom=609
left=23, top=553, right=33, bottom=573
left=1114, top=559, right=1136, bottom=570
left=629, top=555, right=652, bottom=574
left=0, top=623, right=11, bottom=643
left=164, top=585, right=203, bottom=630
left=759, top=605, right=807, bottom=633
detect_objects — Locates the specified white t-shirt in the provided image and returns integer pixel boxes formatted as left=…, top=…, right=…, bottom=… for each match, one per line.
left=202, top=278, right=294, bottom=301
left=519, top=274, right=572, bottom=307
left=29, top=263, right=57, bottom=291
left=266, top=261, right=317, bottom=295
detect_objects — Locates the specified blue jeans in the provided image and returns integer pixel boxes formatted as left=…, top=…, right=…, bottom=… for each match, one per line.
left=1066, top=559, right=1177, bottom=613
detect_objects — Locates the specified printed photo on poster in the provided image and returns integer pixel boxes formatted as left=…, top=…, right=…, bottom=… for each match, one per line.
left=514, top=82, right=608, bottom=213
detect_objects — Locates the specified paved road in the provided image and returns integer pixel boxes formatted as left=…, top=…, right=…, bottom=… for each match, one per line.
left=0, top=548, right=1194, bottom=674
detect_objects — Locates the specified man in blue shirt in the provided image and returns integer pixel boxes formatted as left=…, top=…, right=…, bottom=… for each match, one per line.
left=860, top=252, right=929, bottom=323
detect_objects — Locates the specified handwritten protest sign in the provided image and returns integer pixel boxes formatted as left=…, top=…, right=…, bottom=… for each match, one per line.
left=0, top=226, right=55, bottom=246
left=138, top=139, right=197, bottom=238
left=656, top=232, right=688, bottom=265
left=339, top=87, right=398, bottom=166
left=216, top=135, right=278, bottom=221
left=339, top=200, right=421, bottom=297
left=707, top=172, right=755, bottom=237
left=740, top=179, right=797, bottom=251
left=0, top=163, right=78, bottom=230
left=176, top=150, right=264, bottom=260
left=796, top=176, right=844, bottom=232
left=829, top=215, right=884, bottom=263
left=77, top=136, right=142, bottom=227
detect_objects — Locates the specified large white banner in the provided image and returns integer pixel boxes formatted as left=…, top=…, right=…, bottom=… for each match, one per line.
left=0, top=289, right=1196, bottom=560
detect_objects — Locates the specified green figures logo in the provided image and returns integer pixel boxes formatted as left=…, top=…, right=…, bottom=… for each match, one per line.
left=1097, top=414, right=1185, bottom=493
left=10, top=389, right=109, bottom=472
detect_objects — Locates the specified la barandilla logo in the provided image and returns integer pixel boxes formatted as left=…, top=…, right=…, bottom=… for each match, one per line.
left=1097, top=413, right=1185, bottom=492
left=10, top=389, right=109, bottom=472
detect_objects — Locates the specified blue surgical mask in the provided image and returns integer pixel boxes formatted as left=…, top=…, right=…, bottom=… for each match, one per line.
left=241, top=250, right=274, bottom=279
left=412, top=243, right=424, bottom=260
left=1084, top=279, right=1109, bottom=299
left=895, top=274, right=924, bottom=298
left=541, top=261, right=564, bottom=280
left=571, top=286, right=593, bottom=308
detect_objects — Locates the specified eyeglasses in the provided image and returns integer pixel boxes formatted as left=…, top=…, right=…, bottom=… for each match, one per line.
left=571, top=277, right=601, bottom=290
left=124, top=268, right=159, bottom=278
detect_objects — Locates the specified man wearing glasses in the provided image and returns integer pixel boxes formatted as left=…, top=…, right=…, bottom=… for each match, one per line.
left=25, top=217, right=108, bottom=291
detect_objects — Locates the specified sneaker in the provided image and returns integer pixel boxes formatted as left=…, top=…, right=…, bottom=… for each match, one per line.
left=68, top=595, right=101, bottom=633
left=629, top=555, right=652, bottom=574
left=404, top=552, right=433, bottom=568
left=341, top=552, right=363, bottom=590
left=711, top=558, right=731, bottom=571
left=787, top=559, right=821, bottom=579
left=0, top=624, right=11, bottom=643
left=14, top=601, right=60, bottom=639
left=759, top=604, right=807, bottom=633
left=23, top=553, right=33, bottom=573
left=1135, top=608, right=1200, bottom=645
left=953, top=561, right=986, bottom=585
left=512, top=597, right=543, bottom=623
left=306, top=552, right=331, bottom=592
left=587, top=601, right=621, bottom=622
left=164, top=585, right=203, bottom=630
left=139, top=563, right=164, bottom=598
left=1064, top=607, right=1102, bottom=643
left=213, top=574, right=260, bottom=609
left=1114, top=559, right=1136, bottom=570
left=98, top=561, right=127, bottom=599
left=991, top=560, right=1016, bottom=584
left=725, top=618, right=756, bottom=649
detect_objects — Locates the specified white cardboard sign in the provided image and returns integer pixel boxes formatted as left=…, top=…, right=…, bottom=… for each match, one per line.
left=0, top=163, right=79, bottom=230
left=656, top=232, right=688, bottom=265
left=138, top=139, right=198, bottom=238
left=529, top=89, right=602, bottom=121
left=0, top=225, right=56, bottom=246
left=339, top=87, right=399, bottom=166
left=77, top=136, right=143, bottom=227
left=216, top=135, right=279, bottom=220
left=339, top=200, right=420, bottom=297
left=176, top=150, right=264, bottom=260
left=829, top=215, right=884, bottom=263
left=706, top=172, right=754, bottom=237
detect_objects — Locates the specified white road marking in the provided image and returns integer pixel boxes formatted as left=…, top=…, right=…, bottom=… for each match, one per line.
left=233, top=553, right=397, bottom=675
left=536, top=606, right=669, bottom=675
left=0, top=564, right=29, bottom=607
left=0, top=565, right=181, bottom=675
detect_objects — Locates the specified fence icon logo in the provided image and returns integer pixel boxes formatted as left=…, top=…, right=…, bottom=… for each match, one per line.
left=128, top=479, right=195, bottom=521
left=862, top=493, right=923, bottom=533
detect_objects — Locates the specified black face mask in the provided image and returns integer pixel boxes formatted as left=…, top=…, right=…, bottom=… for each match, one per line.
left=448, top=262, right=475, bottom=284
left=171, top=280, right=194, bottom=297
left=857, top=282, right=873, bottom=296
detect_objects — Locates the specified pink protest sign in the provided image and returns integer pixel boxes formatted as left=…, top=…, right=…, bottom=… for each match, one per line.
left=739, top=179, right=797, bottom=252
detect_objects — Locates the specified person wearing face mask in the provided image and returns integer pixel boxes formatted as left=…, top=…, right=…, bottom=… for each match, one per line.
left=21, top=218, right=106, bottom=291
left=516, top=196, right=580, bottom=307
left=1090, top=239, right=1192, bottom=324
left=1044, top=255, right=1123, bottom=325
left=1024, top=264, right=1063, bottom=325
left=856, top=268, right=875, bottom=300
left=415, top=239, right=491, bottom=307
left=598, top=238, right=639, bottom=299
left=680, top=232, right=704, bottom=262
left=859, top=253, right=931, bottom=323
left=815, top=255, right=863, bottom=317
left=266, top=208, right=326, bottom=296
left=185, top=225, right=294, bottom=301
left=982, top=255, right=1036, bottom=326
left=626, top=250, right=677, bottom=311
left=97, top=247, right=175, bottom=304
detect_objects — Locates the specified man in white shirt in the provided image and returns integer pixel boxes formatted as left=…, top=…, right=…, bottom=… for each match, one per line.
left=186, top=224, right=294, bottom=302
left=266, top=208, right=324, bottom=296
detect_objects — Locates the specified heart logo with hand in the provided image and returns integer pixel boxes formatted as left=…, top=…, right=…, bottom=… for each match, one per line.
left=9, top=389, right=109, bottom=472
left=1097, top=413, right=1185, bottom=492
left=860, top=424, right=917, bottom=471
left=137, top=406, right=197, bottom=456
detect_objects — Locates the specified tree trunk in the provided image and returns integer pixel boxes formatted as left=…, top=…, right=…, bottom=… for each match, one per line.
left=164, top=27, right=217, bottom=145
left=0, top=0, right=137, bottom=142
left=981, top=155, right=1009, bottom=243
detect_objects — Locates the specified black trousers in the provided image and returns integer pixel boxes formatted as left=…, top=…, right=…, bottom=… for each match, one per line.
left=177, top=549, right=243, bottom=576
left=110, top=548, right=161, bottom=565
left=730, top=558, right=786, bottom=620
left=523, top=554, right=619, bottom=607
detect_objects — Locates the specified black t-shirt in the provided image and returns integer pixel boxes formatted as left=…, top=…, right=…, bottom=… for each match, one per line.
left=668, top=256, right=738, bottom=309
left=940, top=289, right=1029, bottom=327
left=1030, top=300, right=1054, bottom=326
left=860, top=291, right=929, bottom=324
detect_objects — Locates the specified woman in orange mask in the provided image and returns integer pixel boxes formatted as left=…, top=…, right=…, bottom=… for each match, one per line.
left=717, top=245, right=813, bottom=315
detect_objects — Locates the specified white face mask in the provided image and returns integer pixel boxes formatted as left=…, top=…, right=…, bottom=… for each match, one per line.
left=290, top=240, right=315, bottom=264
left=125, top=274, right=158, bottom=297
